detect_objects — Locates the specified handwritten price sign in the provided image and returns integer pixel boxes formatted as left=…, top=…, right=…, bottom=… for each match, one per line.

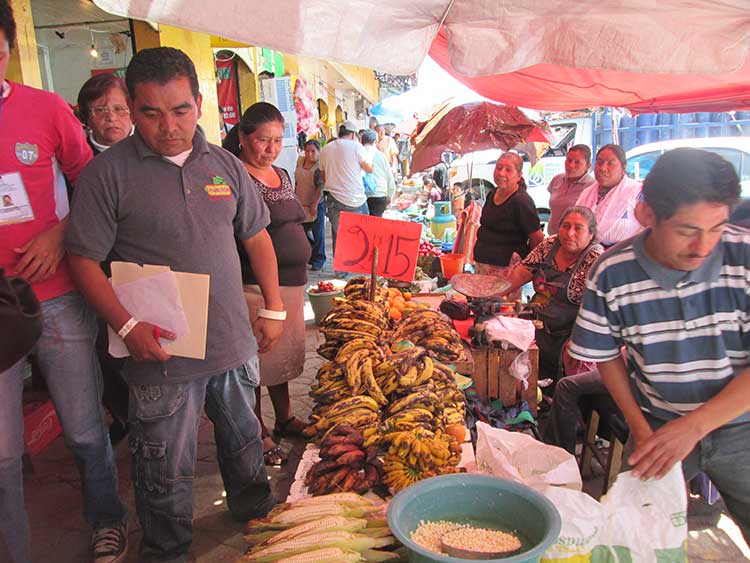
left=333, top=212, right=422, bottom=282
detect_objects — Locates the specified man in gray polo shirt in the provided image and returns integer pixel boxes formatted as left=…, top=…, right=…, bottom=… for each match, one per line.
left=65, top=47, right=283, bottom=563
left=571, top=148, right=750, bottom=544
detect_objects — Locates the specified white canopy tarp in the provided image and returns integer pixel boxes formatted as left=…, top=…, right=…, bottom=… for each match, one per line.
left=94, top=0, right=750, bottom=77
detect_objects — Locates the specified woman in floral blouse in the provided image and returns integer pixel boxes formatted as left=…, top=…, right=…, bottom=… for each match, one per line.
left=501, top=206, right=603, bottom=381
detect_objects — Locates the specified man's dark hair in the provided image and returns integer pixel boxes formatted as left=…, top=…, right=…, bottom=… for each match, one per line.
left=125, top=47, right=200, bottom=101
left=568, top=144, right=592, bottom=165
left=0, top=0, right=17, bottom=48
left=77, top=74, right=129, bottom=126
left=595, top=143, right=627, bottom=167
left=643, top=148, right=740, bottom=221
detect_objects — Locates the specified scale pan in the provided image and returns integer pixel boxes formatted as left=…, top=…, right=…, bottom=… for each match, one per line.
left=450, top=273, right=511, bottom=299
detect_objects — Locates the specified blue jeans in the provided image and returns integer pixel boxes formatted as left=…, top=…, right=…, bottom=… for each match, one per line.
left=0, top=292, right=126, bottom=563
left=325, top=195, right=369, bottom=260
left=647, top=415, right=750, bottom=546
left=128, top=360, right=274, bottom=563
left=543, top=369, right=607, bottom=455
left=304, top=198, right=327, bottom=269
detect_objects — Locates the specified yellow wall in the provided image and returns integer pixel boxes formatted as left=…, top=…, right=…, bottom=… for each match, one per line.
left=131, top=24, right=221, bottom=145
left=332, top=62, right=379, bottom=104
left=6, top=0, right=41, bottom=88
left=237, top=60, right=257, bottom=113
left=283, top=54, right=300, bottom=76
left=131, top=21, right=161, bottom=51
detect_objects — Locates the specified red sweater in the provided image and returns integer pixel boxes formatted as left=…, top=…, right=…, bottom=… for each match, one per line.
left=0, top=82, right=93, bottom=302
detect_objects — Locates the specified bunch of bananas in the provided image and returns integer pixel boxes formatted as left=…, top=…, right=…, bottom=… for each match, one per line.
left=431, top=361, right=467, bottom=426
left=372, top=346, right=433, bottom=397
left=375, top=387, right=442, bottom=446
left=343, top=277, right=389, bottom=308
left=309, top=361, right=350, bottom=405
left=304, top=426, right=383, bottom=496
left=381, top=430, right=464, bottom=492
left=390, top=309, right=466, bottom=362
left=317, top=299, right=389, bottom=360
left=311, top=340, right=389, bottom=410
left=304, top=395, right=380, bottom=440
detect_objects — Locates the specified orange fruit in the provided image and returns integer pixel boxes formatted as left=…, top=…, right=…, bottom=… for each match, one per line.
left=389, top=307, right=402, bottom=320
left=445, top=423, right=466, bottom=443
left=402, top=291, right=412, bottom=301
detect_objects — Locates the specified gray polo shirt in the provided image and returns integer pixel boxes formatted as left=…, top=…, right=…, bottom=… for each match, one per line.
left=66, top=128, right=270, bottom=385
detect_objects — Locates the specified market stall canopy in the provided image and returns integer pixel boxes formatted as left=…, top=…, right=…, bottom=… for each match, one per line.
left=428, top=29, right=750, bottom=114
left=94, top=0, right=750, bottom=112
left=410, top=100, right=552, bottom=173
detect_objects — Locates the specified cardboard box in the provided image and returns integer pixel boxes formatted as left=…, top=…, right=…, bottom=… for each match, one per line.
left=23, top=400, right=62, bottom=456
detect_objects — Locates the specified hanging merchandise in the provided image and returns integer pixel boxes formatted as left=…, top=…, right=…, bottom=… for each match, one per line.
left=293, top=76, right=322, bottom=137
left=215, top=57, right=240, bottom=134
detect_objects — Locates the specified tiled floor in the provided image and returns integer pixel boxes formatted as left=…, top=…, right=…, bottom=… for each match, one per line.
left=9, top=226, right=750, bottom=562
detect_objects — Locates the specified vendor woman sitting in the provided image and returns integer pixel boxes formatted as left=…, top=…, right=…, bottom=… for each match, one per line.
left=501, top=206, right=603, bottom=381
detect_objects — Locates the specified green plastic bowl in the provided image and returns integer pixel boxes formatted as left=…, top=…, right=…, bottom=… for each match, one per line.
left=387, top=474, right=561, bottom=563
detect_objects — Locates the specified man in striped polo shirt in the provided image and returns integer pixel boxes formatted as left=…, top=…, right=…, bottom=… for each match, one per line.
left=570, top=148, right=750, bottom=544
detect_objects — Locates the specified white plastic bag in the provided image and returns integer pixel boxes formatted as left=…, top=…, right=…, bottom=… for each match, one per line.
left=474, top=422, right=582, bottom=490
left=509, top=350, right=531, bottom=390
left=484, top=315, right=535, bottom=350
left=474, top=422, right=688, bottom=562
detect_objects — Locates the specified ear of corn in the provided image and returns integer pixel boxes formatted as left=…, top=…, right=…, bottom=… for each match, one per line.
left=270, top=547, right=364, bottom=563
left=239, top=530, right=395, bottom=563
left=243, top=516, right=368, bottom=547
left=265, top=503, right=379, bottom=528
left=288, top=492, right=381, bottom=509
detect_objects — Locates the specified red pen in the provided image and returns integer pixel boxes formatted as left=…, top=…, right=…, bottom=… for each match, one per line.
left=153, top=326, right=168, bottom=378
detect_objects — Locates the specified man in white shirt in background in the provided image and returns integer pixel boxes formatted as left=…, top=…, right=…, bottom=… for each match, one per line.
left=319, top=120, right=373, bottom=262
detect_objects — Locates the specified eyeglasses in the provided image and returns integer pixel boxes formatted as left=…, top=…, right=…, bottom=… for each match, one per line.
left=91, top=105, right=130, bottom=117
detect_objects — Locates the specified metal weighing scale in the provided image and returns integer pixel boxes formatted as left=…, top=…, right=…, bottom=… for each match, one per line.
left=450, top=273, right=539, bottom=346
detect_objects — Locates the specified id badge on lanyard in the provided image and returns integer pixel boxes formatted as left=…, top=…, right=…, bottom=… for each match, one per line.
left=0, top=172, right=35, bottom=226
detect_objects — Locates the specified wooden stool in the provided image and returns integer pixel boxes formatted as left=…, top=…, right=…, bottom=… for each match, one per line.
left=579, top=395, right=629, bottom=496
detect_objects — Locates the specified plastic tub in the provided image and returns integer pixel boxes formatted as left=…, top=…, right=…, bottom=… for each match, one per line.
left=306, top=285, right=344, bottom=325
left=387, top=474, right=561, bottom=563
left=439, top=253, right=465, bottom=280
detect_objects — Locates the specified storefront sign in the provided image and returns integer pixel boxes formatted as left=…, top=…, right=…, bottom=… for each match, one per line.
left=215, top=58, right=240, bottom=132
left=334, top=212, right=421, bottom=281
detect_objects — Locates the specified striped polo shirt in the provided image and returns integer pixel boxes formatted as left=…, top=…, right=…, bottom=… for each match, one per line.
left=570, top=225, right=750, bottom=424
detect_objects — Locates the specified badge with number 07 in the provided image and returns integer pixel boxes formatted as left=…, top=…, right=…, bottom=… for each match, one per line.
left=333, top=212, right=422, bottom=282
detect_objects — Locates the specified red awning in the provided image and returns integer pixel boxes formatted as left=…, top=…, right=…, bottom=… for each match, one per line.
left=429, top=29, right=750, bottom=114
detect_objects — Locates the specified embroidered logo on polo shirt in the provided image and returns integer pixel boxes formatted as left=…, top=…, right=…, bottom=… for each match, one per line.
left=204, top=175, right=232, bottom=200
left=15, top=143, right=39, bottom=165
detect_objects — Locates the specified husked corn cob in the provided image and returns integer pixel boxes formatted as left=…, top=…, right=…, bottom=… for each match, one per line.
left=271, top=547, right=363, bottom=563
left=245, top=516, right=368, bottom=547
left=239, top=530, right=395, bottom=563
left=248, top=502, right=378, bottom=532
left=288, top=492, right=380, bottom=509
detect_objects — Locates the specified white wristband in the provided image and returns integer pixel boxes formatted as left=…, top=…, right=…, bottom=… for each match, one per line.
left=117, top=317, right=139, bottom=339
left=257, top=308, right=287, bottom=321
